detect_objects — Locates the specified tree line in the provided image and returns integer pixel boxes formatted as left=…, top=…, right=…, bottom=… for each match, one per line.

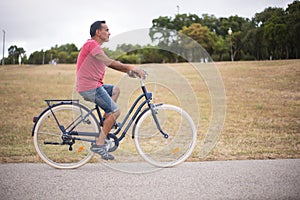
left=2, top=43, right=79, bottom=65
left=148, top=0, right=299, bottom=62
left=2, top=1, right=299, bottom=65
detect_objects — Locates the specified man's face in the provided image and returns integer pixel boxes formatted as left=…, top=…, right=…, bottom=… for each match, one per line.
left=98, top=23, right=110, bottom=42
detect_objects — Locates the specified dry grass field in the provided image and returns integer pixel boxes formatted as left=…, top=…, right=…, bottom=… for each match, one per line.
left=0, top=60, right=299, bottom=163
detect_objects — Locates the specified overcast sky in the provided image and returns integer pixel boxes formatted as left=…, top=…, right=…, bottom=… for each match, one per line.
left=0, top=0, right=294, bottom=57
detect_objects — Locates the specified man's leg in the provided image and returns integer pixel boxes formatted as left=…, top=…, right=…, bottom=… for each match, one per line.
left=96, top=85, right=120, bottom=146
left=96, top=109, right=120, bottom=145
left=111, top=86, right=120, bottom=102
left=86, top=85, right=121, bottom=160
left=103, top=86, right=120, bottom=119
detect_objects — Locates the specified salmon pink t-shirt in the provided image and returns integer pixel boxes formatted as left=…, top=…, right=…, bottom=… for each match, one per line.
left=76, top=39, right=113, bottom=92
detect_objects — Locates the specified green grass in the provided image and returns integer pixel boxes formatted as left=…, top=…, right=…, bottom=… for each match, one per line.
left=0, top=60, right=299, bottom=163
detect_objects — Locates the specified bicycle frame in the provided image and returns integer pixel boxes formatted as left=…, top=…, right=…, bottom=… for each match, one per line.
left=34, top=80, right=168, bottom=148
left=96, top=84, right=153, bottom=141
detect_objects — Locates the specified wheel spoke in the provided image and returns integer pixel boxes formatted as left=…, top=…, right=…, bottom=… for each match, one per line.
left=33, top=103, right=100, bottom=169
left=36, top=131, right=61, bottom=136
left=134, top=104, right=196, bottom=167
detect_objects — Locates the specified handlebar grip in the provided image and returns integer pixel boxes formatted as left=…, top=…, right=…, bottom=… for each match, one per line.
left=128, top=69, right=148, bottom=80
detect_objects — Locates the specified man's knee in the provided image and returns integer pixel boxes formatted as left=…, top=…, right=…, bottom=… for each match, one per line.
left=113, top=109, right=121, bottom=119
left=113, top=86, right=120, bottom=96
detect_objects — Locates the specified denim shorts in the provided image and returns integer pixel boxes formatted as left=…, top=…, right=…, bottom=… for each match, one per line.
left=79, top=84, right=119, bottom=114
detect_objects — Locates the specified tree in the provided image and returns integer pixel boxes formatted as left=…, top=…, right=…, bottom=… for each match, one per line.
left=213, top=35, right=227, bottom=61
left=56, top=43, right=78, bottom=54
left=260, top=7, right=287, bottom=59
left=180, top=23, right=215, bottom=54
left=149, top=16, right=177, bottom=51
left=7, top=45, right=26, bottom=64
left=69, top=52, right=79, bottom=63
left=199, top=14, right=220, bottom=33
left=116, top=43, right=142, bottom=53
left=26, top=43, right=80, bottom=64
left=286, top=0, right=300, bottom=58
left=251, top=6, right=288, bottom=60
left=173, top=14, right=201, bottom=31
left=28, top=51, right=44, bottom=64
left=149, top=14, right=201, bottom=50
left=58, top=51, right=68, bottom=63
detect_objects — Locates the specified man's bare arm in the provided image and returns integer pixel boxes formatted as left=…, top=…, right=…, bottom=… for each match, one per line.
left=95, top=53, right=145, bottom=78
left=108, top=60, right=134, bottom=73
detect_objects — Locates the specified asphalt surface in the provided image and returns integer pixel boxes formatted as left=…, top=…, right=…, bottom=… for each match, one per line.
left=1, top=159, right=299, bottom=200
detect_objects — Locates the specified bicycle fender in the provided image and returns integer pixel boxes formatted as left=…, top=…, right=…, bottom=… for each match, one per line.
left=131, top=103, right=163, bottom=139
left=31, top=107, right=52, bottom=137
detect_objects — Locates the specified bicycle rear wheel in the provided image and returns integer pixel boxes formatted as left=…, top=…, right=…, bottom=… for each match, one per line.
left=134, top=104, right=197, bottom=167
left=33, top=103, right=100, bottom=169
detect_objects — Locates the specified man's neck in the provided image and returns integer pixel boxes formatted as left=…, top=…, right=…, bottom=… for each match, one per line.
left=92, top=37, right=103, bottom=45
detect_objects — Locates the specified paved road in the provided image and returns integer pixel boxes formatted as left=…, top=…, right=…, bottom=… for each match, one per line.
left=1, top=159, right=299, bottom=200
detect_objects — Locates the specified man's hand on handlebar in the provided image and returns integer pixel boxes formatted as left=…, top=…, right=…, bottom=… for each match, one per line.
left=128, top=67, right=147, bottom=79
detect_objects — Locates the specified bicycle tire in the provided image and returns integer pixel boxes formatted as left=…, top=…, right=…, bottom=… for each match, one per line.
left=33, top=103, right=99, bottom=169
left=134, top=104, right=197, bottom=167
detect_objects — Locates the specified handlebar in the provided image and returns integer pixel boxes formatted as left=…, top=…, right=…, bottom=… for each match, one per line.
left=128, top=69, right=148, bottom=86
left=139, top=69, right=148, bottom=86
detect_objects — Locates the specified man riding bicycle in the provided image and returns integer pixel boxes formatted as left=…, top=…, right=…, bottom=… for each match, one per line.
left=76, top=21, right=146, bottom=160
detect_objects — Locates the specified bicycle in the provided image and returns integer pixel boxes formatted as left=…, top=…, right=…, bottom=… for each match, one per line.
left=32, top=77, right=197, bottom=169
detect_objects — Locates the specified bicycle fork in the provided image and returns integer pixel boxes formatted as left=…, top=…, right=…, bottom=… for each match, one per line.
left=150, top=104, right=169, bottom=139
left=141, top=84, right=168, bottom=139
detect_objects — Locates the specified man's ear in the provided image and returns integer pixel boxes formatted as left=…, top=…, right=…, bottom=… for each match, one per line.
left=95, top=29, right=101, bottom=36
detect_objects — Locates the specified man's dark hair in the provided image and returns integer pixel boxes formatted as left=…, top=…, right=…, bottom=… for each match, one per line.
left=90, top=21, right=106, bottom=37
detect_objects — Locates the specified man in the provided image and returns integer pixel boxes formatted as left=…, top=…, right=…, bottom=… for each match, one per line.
left=76, top=21, right=146, bottom=160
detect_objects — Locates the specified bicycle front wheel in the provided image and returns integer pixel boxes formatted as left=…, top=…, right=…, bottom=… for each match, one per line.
left=134, top=104, right=197, bottom=167
left=33, top=103, right=100, bottom=169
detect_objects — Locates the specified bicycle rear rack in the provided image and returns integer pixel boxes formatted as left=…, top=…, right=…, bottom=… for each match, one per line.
left=45, top=99, right=79, bottom=107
